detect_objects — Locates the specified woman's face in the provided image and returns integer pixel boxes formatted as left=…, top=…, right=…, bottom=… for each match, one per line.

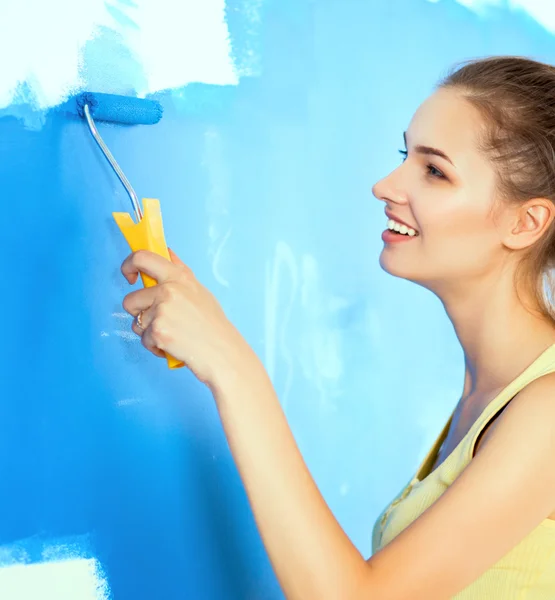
left=373, top=88, right=505, bottom=293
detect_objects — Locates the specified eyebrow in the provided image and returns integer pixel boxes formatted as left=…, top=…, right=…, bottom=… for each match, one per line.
left=403, top=132, right=454, bottom=166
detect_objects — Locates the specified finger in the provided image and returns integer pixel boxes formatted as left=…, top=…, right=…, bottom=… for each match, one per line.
left=121, top=250, right=177, bottom=285
left=131, top=317, right=143, bottom=337
left=122, top=286, right=158, bottom=317
left=130, top=307, right=151, bottom=336
left=128, top=303, right=167, bottom=357
left=140, top=323, right=167, bottom=358
left=130, top=309, right=165, bottom=358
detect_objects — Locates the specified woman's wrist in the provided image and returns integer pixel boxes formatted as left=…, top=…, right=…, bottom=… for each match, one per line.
left=208, top=332, right=268, bottom=400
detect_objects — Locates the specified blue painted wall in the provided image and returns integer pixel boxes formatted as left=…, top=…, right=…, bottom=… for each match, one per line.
left=2, top=0, right=555, bottom=598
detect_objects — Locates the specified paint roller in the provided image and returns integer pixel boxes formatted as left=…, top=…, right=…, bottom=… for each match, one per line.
left=75, top=92, right=184, bottom=370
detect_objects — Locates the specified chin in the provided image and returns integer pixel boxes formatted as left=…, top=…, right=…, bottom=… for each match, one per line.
left=378, top=251, right=429, bottom=288
left=379, top=251, right=411, bottom=279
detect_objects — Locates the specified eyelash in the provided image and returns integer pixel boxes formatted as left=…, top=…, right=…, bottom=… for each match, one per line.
left=398, top=149, right=445, bottom=180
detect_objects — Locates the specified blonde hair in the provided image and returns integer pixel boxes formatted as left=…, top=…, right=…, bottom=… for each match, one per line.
left=440, top=56, right=555, bottom=321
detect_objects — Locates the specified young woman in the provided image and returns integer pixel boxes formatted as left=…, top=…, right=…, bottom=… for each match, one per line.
left=121, top=56, right=555, bottom=598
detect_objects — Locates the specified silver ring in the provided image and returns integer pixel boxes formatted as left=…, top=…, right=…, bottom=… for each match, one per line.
left=136, top=310, right=145, bottom=330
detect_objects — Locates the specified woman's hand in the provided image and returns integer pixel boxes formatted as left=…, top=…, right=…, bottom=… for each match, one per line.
left=120, top=249, right=250, bottom=388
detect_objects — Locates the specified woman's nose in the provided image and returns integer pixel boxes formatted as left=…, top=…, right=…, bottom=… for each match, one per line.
left=372, top=172, right=408, bottom=205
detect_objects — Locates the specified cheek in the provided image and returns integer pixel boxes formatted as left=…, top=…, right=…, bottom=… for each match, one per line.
left=413, top=191, right=498, bottom=255
left=418, top=207, right=501, bottom=274
left=416, top=190, right=491, bottom=243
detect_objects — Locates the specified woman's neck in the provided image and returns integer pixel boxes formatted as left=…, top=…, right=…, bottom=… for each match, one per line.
left=438, top=276, right=555, bottom=397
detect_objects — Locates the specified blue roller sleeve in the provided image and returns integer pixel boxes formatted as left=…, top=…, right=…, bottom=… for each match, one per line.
left=75, top=92, right=163, bottom=125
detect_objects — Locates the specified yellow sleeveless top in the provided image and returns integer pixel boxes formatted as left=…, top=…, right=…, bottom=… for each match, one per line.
left=372, top=344, right=555, bottom=598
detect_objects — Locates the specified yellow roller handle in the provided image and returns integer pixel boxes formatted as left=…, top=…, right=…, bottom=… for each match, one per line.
left=113, top=198, right=185, bottom=370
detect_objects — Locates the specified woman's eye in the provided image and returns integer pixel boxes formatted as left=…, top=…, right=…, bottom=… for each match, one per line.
left=398, top=150, right=446, bottom=180
left=427, top=164, right=445, bottom=179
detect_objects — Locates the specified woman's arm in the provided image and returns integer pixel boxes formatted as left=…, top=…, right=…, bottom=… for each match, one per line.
left=212, top=350, right=369, bottom=600
left=121, top=250, right=555, bottom=600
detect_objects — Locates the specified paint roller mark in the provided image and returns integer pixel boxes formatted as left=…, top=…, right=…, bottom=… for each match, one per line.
left=508, top=0, right=555, bottom=31
left=0, top=0, right=239, bottom=116
left=79, top=18, right=148, bottom=98
left=226, top=0, right=264, bottom=78
left=265, top=241, right=298, bottom=411
left=427, top=0, right=555, bottom=33
left=211, top=225, right=233, bottom=287
left=298, top=255, right=345, bottom=412
left=132, top=0, right=238, bottom=91
left=114, top=330, right=140, bottom=341
left=0, top=545, right=29, bottom=567
left=116, top=397, right=142, bottom=406
left=105, top=1, right=140, bottom=29
left=111, top=313, right=133, bottom=338
left=0, top=535, right=111, bottom=600
left=0, top=0, right=108, bottom=111
left=0, top=559, right=111, bottom=600
left=104, top=314, right=136, bottom=340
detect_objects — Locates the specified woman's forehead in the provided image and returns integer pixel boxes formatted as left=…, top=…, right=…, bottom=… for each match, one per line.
left=407, top=89, right=492, bottom=174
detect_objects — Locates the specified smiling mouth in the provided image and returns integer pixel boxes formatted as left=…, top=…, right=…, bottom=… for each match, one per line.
left=386, top=218, right=419, bottom=237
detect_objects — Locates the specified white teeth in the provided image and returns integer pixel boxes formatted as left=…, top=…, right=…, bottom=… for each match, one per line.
left=387, top=219, right=417, bottom=236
